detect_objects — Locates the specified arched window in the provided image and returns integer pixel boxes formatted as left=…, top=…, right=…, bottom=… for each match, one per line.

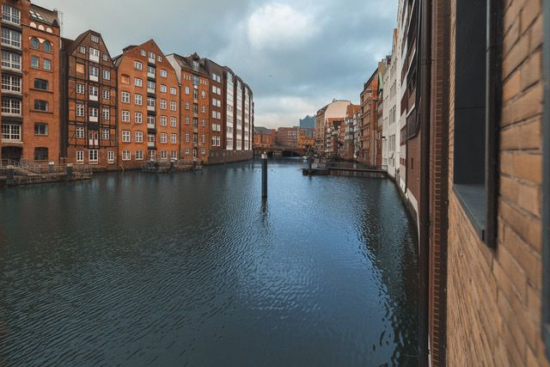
left=185, top=86, right=190, bottom=95
left=30, top=37, right=39, bottom=49
left=43, top=41, right=51, bottom=52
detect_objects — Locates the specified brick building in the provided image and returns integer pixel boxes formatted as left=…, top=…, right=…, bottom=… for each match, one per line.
left=60, top=30, right=117, bottom=169
left=114, top=40, right=180, bottom=169
left=201, top=58, right=224, bottom=152
left=359, top=71, right=378, bottom=165
left=253, top=126, right=275, bottom=150
left=166, top=53, right=210, bottom=162
left=1, top=1, right=61, bottom=164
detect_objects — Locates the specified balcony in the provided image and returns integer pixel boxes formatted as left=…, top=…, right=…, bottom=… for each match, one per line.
left=1, top=138, right=22, bottom=145
left=148, top=56, right=156, bottom=65
left=89, top=116, right=98, bottom=123
left=89, top=94, right=98, bottom=102
left=148, top=141, right=155, bottom=148
left=147, top=71, right=155, bottom=79
left=89, top=75, right=99, bottom=82
left=147, top=87, right=155, bottom=94
left=147, top=105, right=155, bottom=112
left=147, top=122, right=155, bottom=129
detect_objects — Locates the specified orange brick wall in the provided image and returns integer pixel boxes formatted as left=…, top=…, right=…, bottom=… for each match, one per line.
left=447, top=0, right=548, bottom=365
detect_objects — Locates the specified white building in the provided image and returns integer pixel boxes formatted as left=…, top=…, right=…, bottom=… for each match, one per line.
left=382, top=29, right=400, bottom=178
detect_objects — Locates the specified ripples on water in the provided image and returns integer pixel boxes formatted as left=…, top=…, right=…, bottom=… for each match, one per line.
left=0, top=159, right=418, bottom=367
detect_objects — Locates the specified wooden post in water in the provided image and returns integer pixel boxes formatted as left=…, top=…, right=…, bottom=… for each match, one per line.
left=261, top=152, right=268, bottom=198
left=7, top=165, right=14, bottom=186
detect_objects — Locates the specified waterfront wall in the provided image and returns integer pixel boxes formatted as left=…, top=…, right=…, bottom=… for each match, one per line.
left=207, top=150, right=252, bottom=165
left=446, top=0, right=548, bottom=366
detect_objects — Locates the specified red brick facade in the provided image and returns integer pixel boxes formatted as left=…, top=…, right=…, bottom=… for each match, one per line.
left=61, top=30, right=117, bottom=169
left=114, top=40, right=180, bottom=169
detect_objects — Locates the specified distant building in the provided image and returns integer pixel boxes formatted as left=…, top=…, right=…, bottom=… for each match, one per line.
left=253, top=127, right=275, bottom=150
left=315, top=100, right=351, bottom=156
left=299, top=115, right=315, bottom=129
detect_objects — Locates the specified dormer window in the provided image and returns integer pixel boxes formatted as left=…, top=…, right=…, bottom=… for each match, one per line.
left=91, top=35, right=99, bottom=43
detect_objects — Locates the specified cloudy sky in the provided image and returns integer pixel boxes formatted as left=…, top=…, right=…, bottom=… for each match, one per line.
left=38, top=0, right=398, bottom=128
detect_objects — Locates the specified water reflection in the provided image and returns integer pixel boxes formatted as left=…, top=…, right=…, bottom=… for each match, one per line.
left=0, top=160, right=418, bottom=367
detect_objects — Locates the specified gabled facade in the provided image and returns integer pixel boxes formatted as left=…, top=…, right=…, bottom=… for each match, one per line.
left=115, top=40, right=180, bottom=169
left=61, top=30, right=117, bottom=169
left=359, top=71, right=378, bottom=165
left=166, top=53, right=210, bottom=162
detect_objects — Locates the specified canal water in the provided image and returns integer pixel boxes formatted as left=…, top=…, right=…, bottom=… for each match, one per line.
left=0, top=159, right=419, bottom=367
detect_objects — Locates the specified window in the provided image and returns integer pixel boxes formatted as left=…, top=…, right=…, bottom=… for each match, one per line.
left=147, top=81, right=156, bottom=91
left=201, top=91, right=206, bottom=99
left=170, top=117, right=177, bottom=127
left=2, top=51, right=20, bottom=70
left=193, top=75, right=199, bottom=86
left=103, top=70, right=111, bottom=80
left=185, top=132, right=190, bottom=142
left=122, top=111, right=130, bottom=122
left=160, top=85, right=167, bottom=93
left=160, top=116, right=167, bottom=126
left=136, top=150, right=144, bottom=160
left=185, top=148, right=190, bottom=155
left=1, top=124, right=20, bottom=141
left=160, top=151, right=167, bottom=160
left=43, top=59, right=51, bottom=71
left=2, top=75, right=21, bottom=92
left=103, top=54, right=109, bottom=62
left=160, top=100, right=167, bottom=110
left=134, top=61, right=143, bottom=70
left=170, top=102, right=177, bottom=111
left=89, top=66, right=99, bottom=79
left=79, top=46, right=86, bottom=54
left=147, top=116, right=155, bottom=126
left=158, top=55, right=163, bottom=62
left=201, top=148, right=205, bottom=155
left=185, top=86, right=190, bottom=95
left=121, top=75, right=130, bottom=84
left=135, top=94, right=143, bottom=106
left=34, top=147, right=48, bottom=161
left=160, top=69, right=167, bottom=78
left=2, top=5, right=21, bottom=25
left=201, top=134, right=205, bottom=144
left=147, top=98, right=155, bottom=108
left=108, top=151, right=115, bottom=163
left=76, top=151, right=84, bottom=163
left=171, top=134, right=177, bottom=144
left=135, top=131, right=143, bottom=143
left=135, top=78, right=143, bottom=87
left=453, top=0, right=501, bottom=246
left=76, top=104, right=85, bottom=117
left=147, top=66, right=155, bottom=75
left=102, top=108, right=110, bottom=121
left=103, top=89, right=110, bottom=100
left=171, top=151, right=177, bottom=160
left=31, top=56, right=40, bottom=68
left=122, top=130, right=131, bottom=142
left=135, top=112, right=143, bottom=124
left=2, top=28, right=21, bottom=48
left=89, top=48, right=100, bottom=60
left=89, top=107, right=98, bottom=118
left=30, top=37, right=39, bottom=49
left=121, top=92, right=130, bottom=103
left=91, top=35, right=99, bottom=43
left=160, top=133, right=167, bottom=144
left=141, top=50, right=146, bottom=57
left=102, top=129, right=110, bottom=140
left=90, top=86, right=99, bottom=98
left=185, top=102, right=190, bottom=110
left=89, top=150, right=98, bottom=163
left=34, top=100, right=48, bottom=111
left=34, top=123, right=48, bottom=135
left=76, top=84, right=85, bottom=94
left=185, top=116, right=190, bottom=125
left=43, top=42, right=52, bottom=53
left=170, top=87, right=177, bottom=95
left=76, top=126, right=85, bottom=139
left=122, top=151, right=131, bottom=161
left=149, top=150, right=156, bottom=160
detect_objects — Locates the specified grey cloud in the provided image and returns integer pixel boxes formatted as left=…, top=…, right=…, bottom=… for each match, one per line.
left=38, top=0, right=396, bottom=128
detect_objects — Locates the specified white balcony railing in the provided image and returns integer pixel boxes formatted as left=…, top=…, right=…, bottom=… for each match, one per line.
left=147, top=123, right=155, bottom=129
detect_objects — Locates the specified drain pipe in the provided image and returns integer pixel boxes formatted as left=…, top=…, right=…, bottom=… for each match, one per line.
left=418, top=0, right=432, bottom=365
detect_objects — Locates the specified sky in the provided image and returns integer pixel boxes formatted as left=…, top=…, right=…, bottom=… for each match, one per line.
left=38, top=0, right=398, bottom=128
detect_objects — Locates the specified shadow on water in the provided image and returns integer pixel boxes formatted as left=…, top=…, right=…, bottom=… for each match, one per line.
left=0, top=159, right=419, bottom=367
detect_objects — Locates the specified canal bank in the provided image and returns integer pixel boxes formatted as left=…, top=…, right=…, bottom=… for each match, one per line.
left=0, top=159, right=419, bottom=366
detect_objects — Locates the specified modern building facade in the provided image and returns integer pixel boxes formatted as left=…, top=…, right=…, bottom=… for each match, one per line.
left=61, top=30, right=118, bottom=169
